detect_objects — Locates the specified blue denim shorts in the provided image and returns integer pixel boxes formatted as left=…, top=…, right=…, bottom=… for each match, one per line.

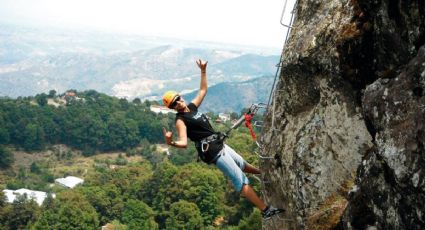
left=215, top=144, right=249, bottom=192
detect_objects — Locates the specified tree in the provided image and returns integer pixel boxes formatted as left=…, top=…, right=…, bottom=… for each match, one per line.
left=0, top=114, right=10, bottom=144
left=205, top=111, right=217, bottom=121
left=141, top=161, right=178, bottom=227
left=0, top=191, right=10, bottom=230
left=106, top=113, right=128, bottom=150
left=236, top=209, right=262, bottom=230
left=119, top=98, right=130, bottom=110
left=36, top=93, right=48, bottom=106
left=80, top=185, right=124, bottom=224
left=168, top=164, right=224, bottom=226
left=22, top=123, right=45, bottom=150
left=30, top=162, right=42, bottom=173
left=225, top=131, right=257, bottom=158
left=109, top=220, right=128, bottom=230
left=145, top=100, right=158, bottom=107
left=0, top=190, right=6, bottom=207
left=115, top=154, right=128, bottom=166
left=132, top=98, right=141, bottom=105
left=38, top=109, right=61, bottom=144
left=48, top=90, right=57, bottom=98
left=144, top=162, right=224, bottom=227
left=121, top=199, right=158, bottom=230
left=33, top=190, right=99, bottom=230
left=169, top=143, right=197, bottom=165
left=123, top=119, right=140, bottom=149
left=4, top=194, right=41, bottom=230
left=0, top=145, right=14, bottom=168
left=84, top=89, right=100, bottom=98
left=166, top=200, right=204, bottom=230
left=230, top=112, right=240, bottom=120
left=1, top=91, right=170, bottom=153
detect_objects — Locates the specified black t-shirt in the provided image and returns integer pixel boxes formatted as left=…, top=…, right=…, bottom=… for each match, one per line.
left=176, top=103, right=215, bottom=142
left=176, top=103, right=223, bottom=163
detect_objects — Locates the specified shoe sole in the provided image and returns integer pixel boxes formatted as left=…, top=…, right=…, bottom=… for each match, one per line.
left=262, top=210, right=285, bottom=220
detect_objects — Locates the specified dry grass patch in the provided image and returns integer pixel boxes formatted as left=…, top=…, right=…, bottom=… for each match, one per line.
left=5, top=145, right=145, bottom=179
left=306, top=174, right=355, bottom=230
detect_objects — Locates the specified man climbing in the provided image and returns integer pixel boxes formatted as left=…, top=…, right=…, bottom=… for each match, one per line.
left=162, top=59, right=284, bottom=220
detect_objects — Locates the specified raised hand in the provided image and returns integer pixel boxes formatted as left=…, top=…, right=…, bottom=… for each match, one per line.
left=196, top=59, right=208, bottom=73
left=162, top=127, right=173, bottom=145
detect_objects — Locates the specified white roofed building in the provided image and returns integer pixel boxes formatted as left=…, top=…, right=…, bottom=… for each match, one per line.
left=3, top=189, right=55, bottom=206
left=55, top=176, right=84, bottom=188
left=150, top=105, right=176, bottom=114
left=218, top=113, right=231, bottom=122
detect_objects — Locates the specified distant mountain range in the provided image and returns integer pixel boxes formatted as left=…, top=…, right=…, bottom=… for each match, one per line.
left=0, top=24, right=280, bottom=112
left=184, top=75, right=274, bottom=113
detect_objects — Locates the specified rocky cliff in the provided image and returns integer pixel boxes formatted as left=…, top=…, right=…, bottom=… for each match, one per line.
left=260, top=0, right=424, bottom=229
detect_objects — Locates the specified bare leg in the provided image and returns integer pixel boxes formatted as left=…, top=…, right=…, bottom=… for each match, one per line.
left=244, top=163, right=261, bottom=174
left=241, top=184, right=267, bottom=211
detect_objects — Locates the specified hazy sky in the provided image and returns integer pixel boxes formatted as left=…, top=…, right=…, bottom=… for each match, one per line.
left=0, top=0, right=296, bottom=48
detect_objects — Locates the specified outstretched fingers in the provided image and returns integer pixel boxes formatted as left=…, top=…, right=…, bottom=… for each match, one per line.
left=162, top=127, right=167, bottom=142
left=162, top=127, right=173, bottom=144
left=196, top=59, right=208, bottom=69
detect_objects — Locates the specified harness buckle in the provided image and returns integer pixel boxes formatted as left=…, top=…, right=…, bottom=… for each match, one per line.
left=201, top=141, right=210, bottom=152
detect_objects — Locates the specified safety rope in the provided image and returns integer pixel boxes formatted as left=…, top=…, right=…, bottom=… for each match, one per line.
left=268, top=0, right=298, bottom=103
left=261, top=0, right=299, bottom=229
left=224, top=103, right=267, bottom=136
left=222, top=0, right=299, bottom=228
left=244, top=113, right=256, bottom=141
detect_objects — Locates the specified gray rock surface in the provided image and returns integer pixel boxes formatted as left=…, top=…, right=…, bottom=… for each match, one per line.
left=260, top=0, right=424, bottom=229
left=343, top=46, right=425, bottom=230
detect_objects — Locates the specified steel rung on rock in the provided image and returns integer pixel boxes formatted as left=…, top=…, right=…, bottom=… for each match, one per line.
left=254, top=151, right=274, bottom=160
left=253, top=120, right=263, bottom=127
left=280, top=0, right=297, bottom=28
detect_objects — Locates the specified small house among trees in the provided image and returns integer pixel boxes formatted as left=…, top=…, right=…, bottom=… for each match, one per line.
left=55, top=176, right=84, bottom=188
left=2, top=188, right=55, bottom=206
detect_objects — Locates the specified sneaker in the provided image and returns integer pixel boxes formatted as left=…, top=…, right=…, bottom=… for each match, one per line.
left=261, top=206, right=285, bottom=220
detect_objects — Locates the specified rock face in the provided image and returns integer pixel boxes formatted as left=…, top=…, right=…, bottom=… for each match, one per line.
left=260, top=0, right=424, bottom=229
left=343, top=45, right=425, bottom=229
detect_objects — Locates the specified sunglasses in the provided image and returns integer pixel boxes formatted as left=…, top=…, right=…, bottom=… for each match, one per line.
left=170, top=96, right=181, bottom=108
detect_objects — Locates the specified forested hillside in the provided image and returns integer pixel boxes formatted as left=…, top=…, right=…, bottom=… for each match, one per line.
left=0, top=91, right=264, bottom=229
left=0, top=90, right=168, bottom=153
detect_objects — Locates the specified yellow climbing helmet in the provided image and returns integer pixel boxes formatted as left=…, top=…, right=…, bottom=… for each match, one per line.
left=162, top=91, right=179, bottom=108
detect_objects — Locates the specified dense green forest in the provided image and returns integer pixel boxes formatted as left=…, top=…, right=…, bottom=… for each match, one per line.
left=0, top=90, right=264, bottom=229
left=0, top=90, right=169, bottom=153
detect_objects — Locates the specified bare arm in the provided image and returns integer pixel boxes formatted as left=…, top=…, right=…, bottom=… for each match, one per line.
left=162, top=119, right=188, bottom=148
left=191, top=59, right=208, bottom=107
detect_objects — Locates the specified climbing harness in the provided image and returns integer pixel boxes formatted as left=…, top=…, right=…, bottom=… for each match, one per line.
left=199, top=133, right=225, bottom=152
left=196, top=103, right=266, bottom=163
left=197, top=132, right=226, bottom=164
left=198, top=103, right=274, bottom=160
left=198, top=103, right=265, bottom=153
